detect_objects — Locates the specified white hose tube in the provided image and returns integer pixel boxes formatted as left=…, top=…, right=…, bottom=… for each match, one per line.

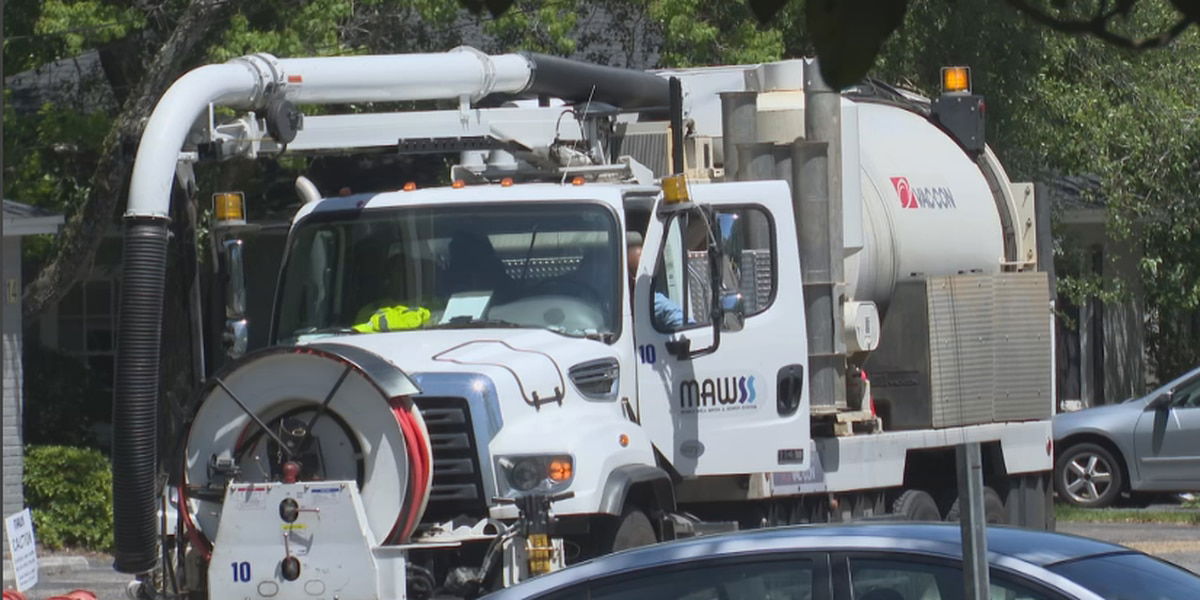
left=277, top=48, right=532, bottom=104
left=125, top=63, right=264, bottom=218
left=125, top=48, right=534, bottom=218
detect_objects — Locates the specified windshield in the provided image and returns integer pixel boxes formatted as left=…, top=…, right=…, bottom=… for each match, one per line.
left=273, top=202, right=621, bottom=343
left=1047, top=552, right=1200, bottom=600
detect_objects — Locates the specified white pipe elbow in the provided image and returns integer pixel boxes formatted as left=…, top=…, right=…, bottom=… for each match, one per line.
left=125, top=62, right=266, bottom=219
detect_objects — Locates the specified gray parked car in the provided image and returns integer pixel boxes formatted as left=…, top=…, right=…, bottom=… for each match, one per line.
left=482, top=523, right=1200, bottom=600
left=1053, top=365, right=1200, bottom=507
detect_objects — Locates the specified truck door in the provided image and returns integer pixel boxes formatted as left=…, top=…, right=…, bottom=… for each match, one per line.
left=632, top=180, right=811, bottom=476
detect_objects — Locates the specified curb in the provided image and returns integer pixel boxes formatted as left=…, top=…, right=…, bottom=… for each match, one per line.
left=2, top=556, right=91, bottom=586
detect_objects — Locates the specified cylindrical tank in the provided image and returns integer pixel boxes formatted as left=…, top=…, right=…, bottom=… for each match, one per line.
left=845, top=101, right=1004, bottom=311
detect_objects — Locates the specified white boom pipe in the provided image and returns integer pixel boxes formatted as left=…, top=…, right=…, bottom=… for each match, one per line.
left=125, top=62, right=262, bottom=218
left=126, top=48, right=533, bottom=218
left=278, top=52, right=532, bottom=104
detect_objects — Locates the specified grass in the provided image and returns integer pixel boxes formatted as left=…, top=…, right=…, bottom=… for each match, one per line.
left=1056, top=503, right=1200, bottom=525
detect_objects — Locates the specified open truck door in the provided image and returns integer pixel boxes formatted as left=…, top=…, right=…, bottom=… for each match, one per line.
left=633, top=180, right=811, bottom=476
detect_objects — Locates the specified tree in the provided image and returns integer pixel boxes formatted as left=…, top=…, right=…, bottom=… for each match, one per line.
left=12, top=0, right=1200, bottom=394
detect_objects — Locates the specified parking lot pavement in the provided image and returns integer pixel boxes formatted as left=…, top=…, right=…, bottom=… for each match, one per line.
left=3, top=554, right=130, bottom=600
left=1058, top=520, right=1200, bottom=574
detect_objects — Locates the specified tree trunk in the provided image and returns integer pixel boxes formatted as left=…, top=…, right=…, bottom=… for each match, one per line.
left=22, top=0, right=234, bottom=321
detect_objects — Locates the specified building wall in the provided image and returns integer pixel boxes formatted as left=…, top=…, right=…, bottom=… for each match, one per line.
left=3, top=236, right=24, bottom=550
left=1055, top=216, right=1148, bottom=407
left=1103, top=236, right=1146, bottom=401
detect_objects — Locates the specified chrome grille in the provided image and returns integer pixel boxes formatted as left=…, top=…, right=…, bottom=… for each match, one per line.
left=412, top=397, right=486, bottom=521
left=569, top=358, right=619, bottom=399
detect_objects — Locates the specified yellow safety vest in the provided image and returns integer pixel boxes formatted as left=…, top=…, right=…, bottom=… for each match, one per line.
left=352, top=304, right=431, bottom=333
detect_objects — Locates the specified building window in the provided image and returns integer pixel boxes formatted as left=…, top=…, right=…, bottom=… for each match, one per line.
left=56, top=278, right=115, bottom=380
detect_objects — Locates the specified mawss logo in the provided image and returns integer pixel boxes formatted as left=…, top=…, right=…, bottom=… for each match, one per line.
left=679, top=375, right=757, bottom=414
left=890, top=177, right=957, bottom=209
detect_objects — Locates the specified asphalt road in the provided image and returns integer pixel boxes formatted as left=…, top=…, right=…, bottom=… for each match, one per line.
left=8, top=517, right=1200, bottom=599
left=1057, top=520, right=1200, bottom=574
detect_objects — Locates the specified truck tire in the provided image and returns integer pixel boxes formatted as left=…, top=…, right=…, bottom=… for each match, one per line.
left=893, top=489, right=940, bottom=521
left=944, top=487, right=1007, bottom=524
left=600, top=507, right=657, bottom=554
left=1055, top=442, right=1124, bottom=508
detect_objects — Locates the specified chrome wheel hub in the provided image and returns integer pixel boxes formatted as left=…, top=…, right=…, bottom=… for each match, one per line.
left=1064, top=453, right=1114, bottom=503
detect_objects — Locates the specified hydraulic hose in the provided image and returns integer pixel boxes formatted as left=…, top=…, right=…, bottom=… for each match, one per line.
left=112, top=218, right=170, bottom=574
left=522, top=53, right=670, bottom=110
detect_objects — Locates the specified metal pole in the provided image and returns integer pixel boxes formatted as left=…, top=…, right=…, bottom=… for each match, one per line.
left=735, top=142, right=778, bottom=181
left=669, top=77, right=685, bottom=175
left=720, top=91, right=758, bottom=182
left=798, top=58, right=846, bottom=410
left=957, top=442, right=990, bottom=600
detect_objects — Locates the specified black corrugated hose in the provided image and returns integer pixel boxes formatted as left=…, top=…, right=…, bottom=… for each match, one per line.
left=522, top=53, right=670, bottom=110
left=112, top=218, right=169, bottom=574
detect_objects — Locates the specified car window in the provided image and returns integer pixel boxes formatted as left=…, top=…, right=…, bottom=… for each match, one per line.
left=1171, top=376, right=1200, bottom=408
left=848, top=557, right=1059, bottom=600
left=549, top=557, right=817, bottom=600
left=1047, top=552, right=1200, bottom=600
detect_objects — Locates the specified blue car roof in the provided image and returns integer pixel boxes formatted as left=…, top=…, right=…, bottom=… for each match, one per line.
left=484, top=523, right=1131, bottom=598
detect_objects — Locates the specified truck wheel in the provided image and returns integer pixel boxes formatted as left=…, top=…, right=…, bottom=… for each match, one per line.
left=892, top=489, right=941, bottom=521
left=945, top=487, right=1007, bottom=524
left=599, top=507, right=657, bottom=554
left=1055, top=443, right=1123, bottom=508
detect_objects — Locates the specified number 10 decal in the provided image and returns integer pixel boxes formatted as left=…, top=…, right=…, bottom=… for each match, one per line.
left=232, top=561, right=251, bottom=582
left=638, top=344, right=657, bottom=364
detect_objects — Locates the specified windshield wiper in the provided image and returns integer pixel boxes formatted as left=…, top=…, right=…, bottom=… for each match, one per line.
left=427, top=317, right=527, bottom=330
left=290, top=326, right=358, bottom=342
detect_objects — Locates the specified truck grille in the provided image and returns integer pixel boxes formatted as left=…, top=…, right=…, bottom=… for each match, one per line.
left=411, top=397, right=487, bottom=523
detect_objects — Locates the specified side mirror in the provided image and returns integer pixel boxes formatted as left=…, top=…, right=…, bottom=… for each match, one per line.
left=720, top=292, right=746, bottom=332
left=1146, top=391, right=1173, bottom=410
left=224, top=319, right=248, bottom=357
left=223, top=239, right=246, bottom=317
left=222, top=239, right=248, bottom=358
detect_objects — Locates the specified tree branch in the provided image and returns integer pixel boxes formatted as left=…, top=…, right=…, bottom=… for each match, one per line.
left=1005, top=0, right=1194, bottom=49
left=22, top=0, right=234, bottom=320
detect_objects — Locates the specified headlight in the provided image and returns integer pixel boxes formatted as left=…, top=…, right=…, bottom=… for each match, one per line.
left=496, top=455, right=574, bottom=495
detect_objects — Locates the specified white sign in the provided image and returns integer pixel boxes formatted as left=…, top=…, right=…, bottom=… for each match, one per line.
left=5, top=508, right=39, bottom=591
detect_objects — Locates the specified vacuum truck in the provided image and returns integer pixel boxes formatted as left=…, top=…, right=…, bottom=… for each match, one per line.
left=108, top=48, right=1054, bottom=599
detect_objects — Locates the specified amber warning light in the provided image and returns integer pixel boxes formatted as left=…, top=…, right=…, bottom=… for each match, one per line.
left=213, top=192, right=246, bottom=226
left=941, top=66, right=971, bottom=94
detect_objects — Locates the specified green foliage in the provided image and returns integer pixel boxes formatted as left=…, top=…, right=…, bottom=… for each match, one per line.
left=3, top=91, right=113, bottom=267
left=3, top=94, right=112, bottom=216
left=24, top=445, right=115, bottom=551
left=649, top=0, right=786, bottom=66
left=484, top=0, right=579, bottom=55
left=209, top=0, right=356, bottom=60
left=35, top=0, right=147, bottom=57
left=1057, top=503, right=1200, bottom=525
left=3, top=0, right=143, bottom=75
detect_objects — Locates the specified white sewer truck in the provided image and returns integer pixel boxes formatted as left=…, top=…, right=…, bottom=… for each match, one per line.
left=107, top=49, right=1055, bottom=599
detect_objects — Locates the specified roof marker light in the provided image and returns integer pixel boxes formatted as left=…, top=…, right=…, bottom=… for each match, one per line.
left=501, top=177, right=514, bottom=187
left=571, top=176, right=586, bottom=186
left=452, top=180, right=466, bottom=189
left=402, top=182, right=417, bottom=192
